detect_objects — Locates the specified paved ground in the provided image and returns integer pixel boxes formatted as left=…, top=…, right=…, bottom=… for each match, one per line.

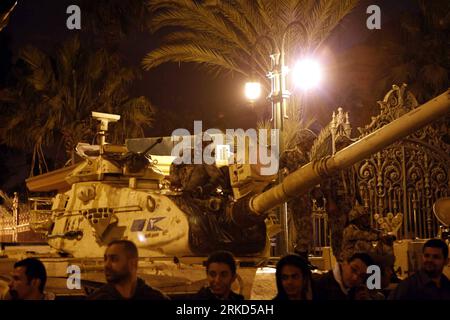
left=250, top=267, right=277, bottom=300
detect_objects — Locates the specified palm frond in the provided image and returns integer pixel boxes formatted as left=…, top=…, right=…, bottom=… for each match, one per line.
left=144, top=0, right=359, bottom=80
left=142, top=44, right=243, bottom=74
left=19, top=46, right=54, bottom=91
left=310, top=123, right=332, bottom=160
left=1, top=36, right=156, bottom=169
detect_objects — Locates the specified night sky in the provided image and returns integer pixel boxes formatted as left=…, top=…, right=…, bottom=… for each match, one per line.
left=0, top=0, right=425, bottom=192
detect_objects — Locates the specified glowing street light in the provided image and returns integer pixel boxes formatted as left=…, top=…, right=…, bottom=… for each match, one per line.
left=292, top=58, right=322, bottom=90
left=244, top=81, right=262, bottom=101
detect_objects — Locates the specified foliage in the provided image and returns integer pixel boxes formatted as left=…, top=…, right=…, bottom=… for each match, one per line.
left=0, top=36, right=155, bottom=175
left=143, top=0, right=358, bottom=148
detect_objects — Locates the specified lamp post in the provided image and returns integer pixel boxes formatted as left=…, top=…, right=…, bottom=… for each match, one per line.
left=244, top=22, right=322, bottom=255
left=267, top=51, right=290, bottom=256
left=12, top=192, right=19, bottom=242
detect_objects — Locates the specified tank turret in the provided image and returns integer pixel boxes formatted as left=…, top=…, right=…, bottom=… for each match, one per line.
left=26, top=112, right=273, bottom=258
left=25, top=89, right=450, bottom=260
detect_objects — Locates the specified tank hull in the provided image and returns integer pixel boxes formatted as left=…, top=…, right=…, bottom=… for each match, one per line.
left=47, top=182, right=268, bottom=258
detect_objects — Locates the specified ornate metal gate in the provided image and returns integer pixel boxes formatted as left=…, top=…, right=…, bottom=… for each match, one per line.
left=310, top=84, right=450, bottom=252
left=355, top=84, right=450, bottom=239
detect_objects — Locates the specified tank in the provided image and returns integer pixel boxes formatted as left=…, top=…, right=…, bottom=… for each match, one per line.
left=24, top=89, right=450, bottom=259
left=25, top=112, right=274, bottom=259
left=7, top=88, right=449, bottom=298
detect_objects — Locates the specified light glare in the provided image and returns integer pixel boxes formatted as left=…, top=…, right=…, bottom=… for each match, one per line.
left=292, top=59, right=322, bottom=90
left=245, top=82, right=262, bottom=101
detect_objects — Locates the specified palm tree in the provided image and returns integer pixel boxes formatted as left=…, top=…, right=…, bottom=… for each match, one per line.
left=143, top=0, right=357, bottom=81
left=0, top=36, right=155, bottom=175
left=142, top=0, right=358, bottom=145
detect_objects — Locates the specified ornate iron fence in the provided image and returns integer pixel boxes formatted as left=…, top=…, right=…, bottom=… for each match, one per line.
left=309, top=84, right=450, bottom=251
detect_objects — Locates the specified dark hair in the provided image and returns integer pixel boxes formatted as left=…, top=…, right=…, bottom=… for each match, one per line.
left=423, top=239, right=448, bottom=259
left=205, top=250, right=237, bottom=275
left=347, top=252, right=375, bottom=267
left=14, top=258, right=47, bottom=293
left=274, top=254, right=312, bottom=300
left=107, top=240, right=139, bottom=259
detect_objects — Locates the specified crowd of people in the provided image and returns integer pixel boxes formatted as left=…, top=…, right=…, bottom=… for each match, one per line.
left=0, top=238, right=449, bottom=300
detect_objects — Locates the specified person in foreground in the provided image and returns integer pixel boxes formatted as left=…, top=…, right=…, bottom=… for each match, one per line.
left=388, top=238, right=450, bottom=300
left=194, top=250, right=244, bottom=300
left=88, top=240, right=169, bottom=300
left=273, top=254, right=313, bottom=300
left=313, top=252, right=374, bottom=300
left=2, top=257, right=55, bottom=300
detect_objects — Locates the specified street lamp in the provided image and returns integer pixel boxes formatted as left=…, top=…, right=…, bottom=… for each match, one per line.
left=244, top=22, right=322, bottom=255
left=292, top=58, right=323, bottom=91
left=244, top=81, right=262, bottom=102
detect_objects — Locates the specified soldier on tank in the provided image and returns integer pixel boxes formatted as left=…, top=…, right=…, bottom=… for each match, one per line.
left=341, top=205, right=380, bottom=261
left=169, top=136, right=230, bottom=198
left=341, top=205, right=395, bottom=263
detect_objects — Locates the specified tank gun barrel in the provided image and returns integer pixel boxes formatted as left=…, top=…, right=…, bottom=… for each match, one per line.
left=249, top=89, right=450, bottom=215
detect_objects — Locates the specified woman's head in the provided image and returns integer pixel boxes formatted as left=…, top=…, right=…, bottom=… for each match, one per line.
left=275, top=254, right=312, bottom=300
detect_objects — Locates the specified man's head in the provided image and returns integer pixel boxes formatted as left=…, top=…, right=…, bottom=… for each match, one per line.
left=104, top=240, right=139, bottom=284
left=422, top=239, right=449, bottom=278
left=8, top=258, right=47, bottom=300
left=341, top=253, right=374, bottom=289
left=275, top=254, right=311, bottom=300
left=205, top=251, right=237, bottom=299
